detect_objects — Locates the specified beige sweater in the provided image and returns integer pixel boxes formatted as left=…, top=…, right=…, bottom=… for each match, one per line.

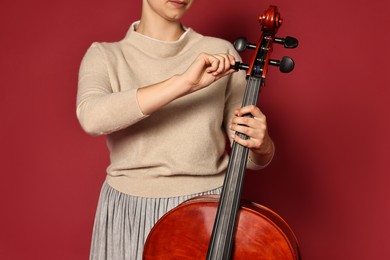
left=77, top=22, right=262, bottom=198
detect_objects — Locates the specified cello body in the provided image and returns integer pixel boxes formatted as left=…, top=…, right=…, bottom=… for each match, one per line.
left=144, top=195, right=300, bottom=259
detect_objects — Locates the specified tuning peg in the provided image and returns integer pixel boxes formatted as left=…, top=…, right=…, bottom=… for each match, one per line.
left=274, top=36, right=299, bottom=49
left=231, top=61, right=249, bottom=71
left=269, top=56, right=295, bottom=73
left=233, top=37, right=257, bottom=52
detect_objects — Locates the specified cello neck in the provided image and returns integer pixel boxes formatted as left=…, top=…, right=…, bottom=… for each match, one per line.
left=207, top=76, right=263, bottom=260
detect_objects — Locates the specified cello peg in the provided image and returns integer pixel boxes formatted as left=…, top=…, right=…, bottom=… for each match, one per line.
left=231, top=61, right=250, bottom=71
left=233, top=37, right=257, bottom=52
left=269, top=56, right=295, bottom=73
left=274, top=36, right=299, bottom=48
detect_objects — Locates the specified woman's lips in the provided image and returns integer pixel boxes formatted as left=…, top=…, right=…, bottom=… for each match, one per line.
left=168, top=0, right=186, bottom=8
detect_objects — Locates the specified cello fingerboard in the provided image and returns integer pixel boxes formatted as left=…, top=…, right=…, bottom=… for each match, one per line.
left=207, top=76, right=263, bottom=260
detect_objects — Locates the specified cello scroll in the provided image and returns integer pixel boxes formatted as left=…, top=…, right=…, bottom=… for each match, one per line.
left=231, top=5, right=298, bottom=77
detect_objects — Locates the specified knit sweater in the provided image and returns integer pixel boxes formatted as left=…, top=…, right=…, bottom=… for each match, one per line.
left=77, top=22, right=262, bottom=198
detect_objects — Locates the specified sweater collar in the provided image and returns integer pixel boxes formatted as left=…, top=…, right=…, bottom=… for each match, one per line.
left=123, top=21, right=196, bottom=59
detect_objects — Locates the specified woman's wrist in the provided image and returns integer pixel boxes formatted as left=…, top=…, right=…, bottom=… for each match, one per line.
left=249, top=137, right=275, bottom=167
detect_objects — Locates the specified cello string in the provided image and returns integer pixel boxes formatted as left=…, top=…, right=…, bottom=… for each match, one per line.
left=209, top=76, right=262, bottom=259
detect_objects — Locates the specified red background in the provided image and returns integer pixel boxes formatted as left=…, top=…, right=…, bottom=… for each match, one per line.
left=1, top=0, right=389, bottom=259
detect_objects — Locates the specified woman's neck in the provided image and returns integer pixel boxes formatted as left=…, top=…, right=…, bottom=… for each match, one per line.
left=136, top=17, right=185, bottom=41
left=135, top=1, right=185, bottom=41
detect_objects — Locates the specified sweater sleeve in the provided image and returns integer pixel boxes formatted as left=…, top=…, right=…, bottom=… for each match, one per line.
left=76, top=44, right=148, bottom=136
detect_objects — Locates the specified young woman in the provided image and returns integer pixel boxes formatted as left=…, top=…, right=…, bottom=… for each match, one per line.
left=77, top=0, right=275, bottom=259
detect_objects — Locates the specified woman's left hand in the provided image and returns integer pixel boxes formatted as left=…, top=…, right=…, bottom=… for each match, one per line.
left=230, top=105, right=272, bottom=155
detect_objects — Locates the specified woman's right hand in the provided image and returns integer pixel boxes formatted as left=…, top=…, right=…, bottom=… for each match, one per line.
left=181, top=53, right=237, bottom=93
left=136, top=53, right=237, bottom=116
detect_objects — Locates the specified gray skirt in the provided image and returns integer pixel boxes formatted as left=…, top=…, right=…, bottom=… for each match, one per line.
left=90, top=181, right=222, bottom=260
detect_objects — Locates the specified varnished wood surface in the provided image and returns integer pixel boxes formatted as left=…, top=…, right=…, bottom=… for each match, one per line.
left=143, top=195, right=300, bottom=260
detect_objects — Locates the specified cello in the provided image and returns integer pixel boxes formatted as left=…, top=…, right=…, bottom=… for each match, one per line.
left=143, top=5, right=301, bottom=259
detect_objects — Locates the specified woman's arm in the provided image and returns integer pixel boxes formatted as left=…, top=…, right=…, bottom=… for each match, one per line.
left=77, top=45, right=236, bottom=136
left=136, top=53, right=236, bottom=115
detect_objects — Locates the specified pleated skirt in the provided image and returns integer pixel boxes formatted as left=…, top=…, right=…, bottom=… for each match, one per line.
left=90, top=181, right=222, bottom=260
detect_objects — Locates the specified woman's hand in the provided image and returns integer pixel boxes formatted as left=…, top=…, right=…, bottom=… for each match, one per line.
left=181, top=52, right=236, bottom=93
left=137, top=53, right=236, bottom=116
left=230, top=105, right=274, bottom=166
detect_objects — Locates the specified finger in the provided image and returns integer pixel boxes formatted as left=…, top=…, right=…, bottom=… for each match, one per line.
left=231, top=117, right=266, bottom=131
left=231, top=119, right=266, bottom=137
left=210, top=54, right=237, bottom=75
left=205, top=56, right=220, bottom=73
left=224, top=54, right=239, bottom=72
left=228, top=54, right=236, bottom=66
left=232, top=108, right=266, bottom=122
left=234, top=105, right=265, bottom=118
left=231, top=133, right=263, bottom=149
left=232, top=106, right=266, bottom=128
left=210, top=54, right=229, bottom=75
left=230, top=123, right=254, bottom=136
left=220, top=54, right=234, bottom=71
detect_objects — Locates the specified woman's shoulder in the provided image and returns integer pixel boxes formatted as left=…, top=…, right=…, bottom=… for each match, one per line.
left=186, top=28, right=234, bottom=50
left=194, top=31, right=232, bottom=46
left=88, top=41, right=122, bottom=52
left=79, top=40, right=125, bottom=68
left=193, top=32, right=237, bottom=54
left=82, top=40, right=126, bottom=63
